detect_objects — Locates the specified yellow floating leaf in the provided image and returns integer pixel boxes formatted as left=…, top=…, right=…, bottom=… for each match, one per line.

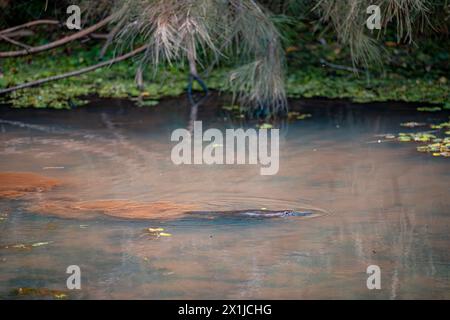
left=258, top=123, right=273, bottom=129
left=54, top=293, right=68, bottom=299
left=159, top=232, right=172, bottom=237
left=32, top=242, right=50, bottom=247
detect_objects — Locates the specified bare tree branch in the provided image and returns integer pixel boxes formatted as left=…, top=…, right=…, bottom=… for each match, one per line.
left=1, top=30, right=35, bottom=38
left=99, top=16, right=126, bottom=59
left=0, top=20, right=60, bottom=36
left=0, top=45, right=147, bottom=95
left=0, top=14, right=117, bottom=58
left=0, top=35, right=32, bottom=50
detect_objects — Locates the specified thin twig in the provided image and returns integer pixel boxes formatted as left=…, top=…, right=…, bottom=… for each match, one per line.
left=319, top=58, right=362, bottom=73
left=100, top=17, right=126, bottom=59
left=0, top=35, right=32, bottom=50
left=0, top=20, right=60, bottom=36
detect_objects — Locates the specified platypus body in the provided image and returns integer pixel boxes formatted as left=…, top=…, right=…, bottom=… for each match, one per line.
left=187, top=209, right=313, bottom=218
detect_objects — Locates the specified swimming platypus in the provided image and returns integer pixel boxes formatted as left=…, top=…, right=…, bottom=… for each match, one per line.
left=186, top=209, right=313, bottom=218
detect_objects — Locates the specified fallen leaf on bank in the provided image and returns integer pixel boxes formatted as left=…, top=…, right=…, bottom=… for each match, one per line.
left=286, top=46, right=299, bottom=53
left=385, top=41, right=398, bottom=47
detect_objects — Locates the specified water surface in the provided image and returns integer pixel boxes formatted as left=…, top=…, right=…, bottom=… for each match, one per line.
left=0, top=96, right=449, bottom=299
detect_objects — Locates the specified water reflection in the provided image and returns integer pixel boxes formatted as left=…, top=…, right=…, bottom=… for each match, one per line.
left=0, top=96, right=449, bottom=299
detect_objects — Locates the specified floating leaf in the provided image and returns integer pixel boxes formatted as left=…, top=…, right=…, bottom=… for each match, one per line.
left=296, top=113, right=312, bottom=120
left=4, top=241, right=51, bottom=250
left=417, top=107, right=442, bottom=112
left=13, top=287, right=68, bottom=299
left=31, top=242, right=50, bottom=247
left=398, top=135, right=412, bottom=142
left=287, top=111, right=300, bottom=118
left=400, top=122, right=427, bottom=128
left=258, top=123, right=273, bottom=129
left=416, top=146, right=429, bottom=152
left=148, top=228, right=164, bottom=233
left=159, top=232, right=172, bottom=237
left=375, top=133, right=396, bottom=139
left=398, top=132, right=436, bottom=142
left=11, top=244, right=28, bottom=249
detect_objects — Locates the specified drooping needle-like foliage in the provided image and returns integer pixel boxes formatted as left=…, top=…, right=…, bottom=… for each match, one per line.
left=111, top=0, right=287, bottom=114
left=315, top=0, right=432, bottom=67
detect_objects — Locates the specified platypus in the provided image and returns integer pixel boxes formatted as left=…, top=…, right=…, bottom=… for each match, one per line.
left=186, top=209, right=313, bottom=218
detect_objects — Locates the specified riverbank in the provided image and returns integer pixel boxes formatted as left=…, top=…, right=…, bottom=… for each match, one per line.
left=0, top=42, right=448, bottom=110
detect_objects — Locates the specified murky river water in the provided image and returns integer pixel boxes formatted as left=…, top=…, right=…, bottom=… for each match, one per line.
left=0, top=96, right=449, bottom=299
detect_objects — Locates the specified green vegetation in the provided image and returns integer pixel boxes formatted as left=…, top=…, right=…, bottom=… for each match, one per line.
left=0, top=0, right=448, bottom=110
left=0, top=41, right=448, bottom=109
